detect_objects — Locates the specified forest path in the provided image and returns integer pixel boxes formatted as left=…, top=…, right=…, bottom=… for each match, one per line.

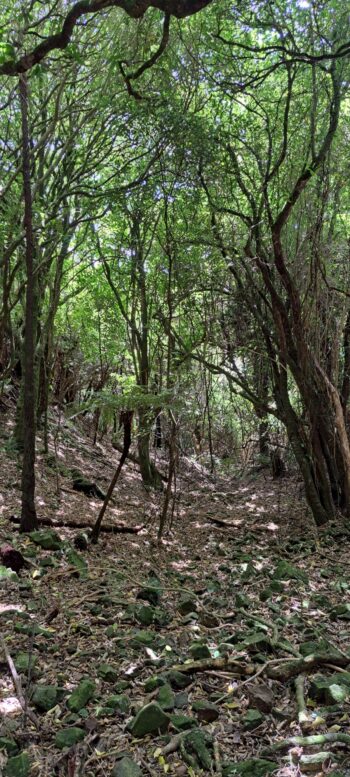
left=0, top=411, right=349, bottom=777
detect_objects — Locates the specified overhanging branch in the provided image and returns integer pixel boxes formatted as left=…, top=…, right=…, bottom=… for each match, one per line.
left=0, top=0, right=212, bottom=77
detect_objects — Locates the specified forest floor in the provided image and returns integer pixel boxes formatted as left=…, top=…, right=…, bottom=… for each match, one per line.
left=1, top=408, right=350, bottom=777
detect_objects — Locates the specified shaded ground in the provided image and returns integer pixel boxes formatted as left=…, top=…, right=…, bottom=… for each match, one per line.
left=1, top=409, right=349, bottom=777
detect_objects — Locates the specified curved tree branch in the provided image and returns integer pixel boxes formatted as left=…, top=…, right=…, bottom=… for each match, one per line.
left=0, top=0, right=212, bottom=77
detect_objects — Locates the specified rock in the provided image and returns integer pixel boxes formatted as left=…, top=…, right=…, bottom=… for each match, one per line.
left=39, top=556, right=56, bottom=567
left=299, top=639, right=339, bottom=657
left=129, top=702, right=170, bottom=737
left=242, top=708, right=265, bottom=730
left=29, top=530, right=62, bottom=551
left=5, top=752, right=31, bottom=777
left=157, top=683, right=175, bottom=711
left=144, top=676, right=165, bottom=692
left=0, top=545, right=25, bottom=573
left=74, top=533, right=90, bottom=551
left=222, top=758, right=277, bottom=776
left=67, top=679, right=95, bottom=712
left=107, top=695, right=130, bottom=714
left=198, top=612, right=220, bottom=628
left=247, top=684, right=274, bottom=713
left=115, top=680, right=130, bottom=693
left=178, top=596, right=197, bottom=615
left=136, top=586, right=161, bottom=606
left=164, top=670, right=192, bottom=689
left=189, top=642, right=211, bottom=660
left=239, top=632, right=271, bottom=653
left=15, top=623, right=53, bottom=639
left=112, top=756, right=142, bottom=777
left=170, top=714, right=196, bottom=731
left=97, top=664, right=119, bottom=683
left=15, top=653, right=38, bottom=678
left=72, top=472, right=105, bottom=500
left=241, top=562, right=256, bottom=583
left=331, top=603, right=350, bottom=620
left=32, top=685, right=58, bottom=711
left=66, top=549, right=88, bottom=579
left=131, top=630, right=156, bottom=648
left=0, top=738, right=18, bottom=756
left=235, top=593, right=250, bottom=608
left=309, top=676, right=349, bottom=704
left=182, top=729, right=213, bottom=770
left=135, top=605, right=154, bottom=626
left=0, top=565, right=18, bottom=582
left=106, top=624, right=119, bottom=637
left=259, top=588, right=272, bottom=602
left=272, top=561, right=307, bottom=583
left=174, top=692, right=188, bottom=708
left=192, top=700, right=219, bottom=722
left=55, top=727, right=85, bottom=749
left=270, top=580, right=284, bottom=593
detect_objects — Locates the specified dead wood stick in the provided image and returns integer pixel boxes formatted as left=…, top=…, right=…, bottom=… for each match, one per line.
left=1, top=637, right=40, bottom=728
left=9, top=514, right=143, bottom=534
left=264, top=731, right=350, bottom=753
left=170, top=653, right=350, bottom=682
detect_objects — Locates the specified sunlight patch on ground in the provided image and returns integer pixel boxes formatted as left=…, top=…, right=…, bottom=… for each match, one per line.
left=0, top=696, right=22, bottom=715
left=0, top=603, right=24, bottom=614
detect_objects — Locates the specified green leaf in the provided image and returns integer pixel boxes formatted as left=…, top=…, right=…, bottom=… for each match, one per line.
left=0, top=42, right=15, bottom=64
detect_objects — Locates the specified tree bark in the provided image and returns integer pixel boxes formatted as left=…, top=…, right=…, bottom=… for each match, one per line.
left=19, top=74, right=38, bottom=533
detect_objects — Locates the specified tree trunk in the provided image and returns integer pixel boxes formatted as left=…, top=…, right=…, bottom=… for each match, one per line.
left=138, top=409, right=163, bottom=489
left=19, top=74, right=38, bottom=533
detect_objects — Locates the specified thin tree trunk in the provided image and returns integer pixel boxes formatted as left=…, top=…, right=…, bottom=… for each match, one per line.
left=91, top=411, right=133, bottom=543
left=19, top=74, right=38, bottom=533
left=158, top=413, right=177, bottom=541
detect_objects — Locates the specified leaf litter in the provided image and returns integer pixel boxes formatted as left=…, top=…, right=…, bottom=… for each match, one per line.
left=0, top=412, right=350, bottom=776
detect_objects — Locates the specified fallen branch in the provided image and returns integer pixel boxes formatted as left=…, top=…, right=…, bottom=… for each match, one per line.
left=170, top=653, right=350, bottom=683
left=1, top=637, right=40, bottom=729
left=9, top=514, right=143, bottom=534
left=266, top=653, right=350, bottom=681
left=264, top=732, right=350, bottom=753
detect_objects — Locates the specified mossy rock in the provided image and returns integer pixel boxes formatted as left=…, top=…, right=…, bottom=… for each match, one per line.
left=5, top=752, right=31, bottom=777
left=309, top=675, right=350, bottom=704
left=0, top=565, right=18, bottom=582
left=272, top=561, right=307, bottom=583
left=136, top=586, right=161, bottom=606
left=29, top=530, right=63, bottom=551
left=97, top=664, right=119, bottom=683
left=32, top=685, right=59, bottom=711
left=222, top=758, right=277, bottom=776
left=0, top=738, right=18, bottom=756
left=130, top=630, right=157, bottom=648
left=112, top=756, right=142, bottom=777
left=170, top=714, right=196, bottom=731
left=135, top=605, right=154, bottom=626
left=144, top=675, right=166, bottom=693
left=55, top=727, right=85, bottom=749
left=189, top=642, right=211, bottom=660
left=67, top=679, right=95, bottom=712
left=299, top=639, right=339, bottom=657
left=242, top=708, right=265, bottom=730
left=192, top=700, right=219, bottom=722
left=129, top=702, right=170, bottom=737
left=178, top=596, right=197, bottom=615
left=107, top=695, right=130, bottom=714
left=331, top=603, right=350, bottom=620
left=181, top=729, right=213, bottom=770
left=164, top=670, right=192, bottom=689
left=15, top=652, right=39, bottom=678
left=157, top=683, right=175, bottom=711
